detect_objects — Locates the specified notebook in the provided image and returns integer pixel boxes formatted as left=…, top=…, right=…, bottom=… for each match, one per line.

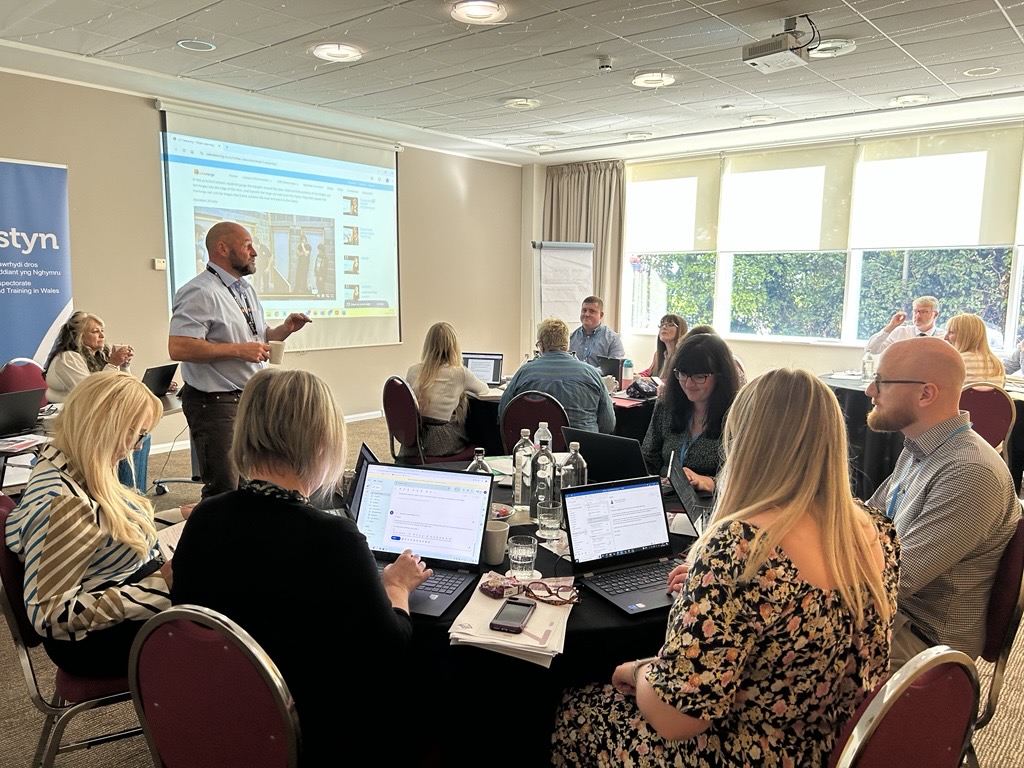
left=141, top=363, right=178, bottom=396
left=667, top=450, right=713, bottom=536
left=462, top=352, right=503, bottom=386
left=354, top=462, right=493, bottom=616
left=561, top=475, right=682, bottom=615
left=561, top=427, right=649, bottom=483
left=596, top=355, right=624, bottom=380
left=0, top=388, right=45, bottom=438
left=343, top=442, right=378, bottom=519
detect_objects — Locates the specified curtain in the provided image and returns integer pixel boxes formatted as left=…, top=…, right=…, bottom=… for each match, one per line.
left=543, top=160, right=625, bottom=325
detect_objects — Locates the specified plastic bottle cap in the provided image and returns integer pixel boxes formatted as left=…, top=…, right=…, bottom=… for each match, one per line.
left=521, top=429, right=530, bottom=436
left=569, top=442, right=579, bottom=450
left=539, top=422, right=548, bottom=427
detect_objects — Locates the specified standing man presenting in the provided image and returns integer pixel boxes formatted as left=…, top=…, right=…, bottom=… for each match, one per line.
left=866, top=336, right=1019, bottom=668
left=568, top=295, right=625, bottom=367
left=169, top=221, right=311, bottom=498
left=865, top=295, right=943, bottom=354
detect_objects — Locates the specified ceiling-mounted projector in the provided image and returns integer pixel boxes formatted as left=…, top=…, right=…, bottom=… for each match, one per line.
left=742, top=32, right=809, bottom=74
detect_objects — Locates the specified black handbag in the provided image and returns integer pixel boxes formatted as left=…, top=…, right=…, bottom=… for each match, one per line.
left=625, top=378, right=658, bottom=399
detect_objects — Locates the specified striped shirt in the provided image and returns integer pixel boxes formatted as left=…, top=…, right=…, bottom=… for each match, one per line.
left=961, top=350, right=1005, bottom=387
left=867, top=412, right=1020, bottom=658
left=405, top=363, right=489, bottom=422
left=4, top=445, right=170, bottom=641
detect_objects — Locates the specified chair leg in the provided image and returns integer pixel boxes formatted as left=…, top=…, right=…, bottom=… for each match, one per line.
left=963, top=742, right=980, bottom=768
left=32, top=712, right=57, bottom=768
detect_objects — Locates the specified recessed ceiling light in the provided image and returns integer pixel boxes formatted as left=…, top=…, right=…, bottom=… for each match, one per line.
left=451, top=1, right=507, bottom=24
left=742, top=115, right=776, bottom=126
left=176, top=39, right=216, bottom=52
left=542, top=129, right=569, bottom=136
left=311, top=43, right=363, bottom=62
left=809, top=38, right=857, bottom=59
left=889, top=94, right=929, bottom=107
left=529, top=144, right=556, bottom=152
left=504, top=98, right=540, bottom=110
left=631, top=72, right=675, bottom=88
left=626, top=132, right=653, bottom=141
left=964, top=66, right=1001, bottom=78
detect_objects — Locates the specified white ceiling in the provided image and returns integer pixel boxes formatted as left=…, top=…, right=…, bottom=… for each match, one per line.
left=3, top=0, right=1024, bottom=165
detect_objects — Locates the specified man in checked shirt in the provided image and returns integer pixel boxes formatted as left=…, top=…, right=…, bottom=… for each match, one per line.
left=865, top=336, right=1020, bottom=669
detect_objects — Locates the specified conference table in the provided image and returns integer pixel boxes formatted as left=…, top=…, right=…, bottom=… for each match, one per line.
left=821, top=373, right=1024, bottom=498
left=465, top=390, right=655, bottom=457
left=405, top=463, right=688, bottom=767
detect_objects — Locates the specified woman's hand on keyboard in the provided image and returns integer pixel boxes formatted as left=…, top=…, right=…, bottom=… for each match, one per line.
left=666, top=562, right=689, bottom=595
left=383, top=549, right=432, bottom=594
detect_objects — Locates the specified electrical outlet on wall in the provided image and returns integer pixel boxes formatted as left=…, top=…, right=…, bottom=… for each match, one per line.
left=153, top=258, right=167, bottom=270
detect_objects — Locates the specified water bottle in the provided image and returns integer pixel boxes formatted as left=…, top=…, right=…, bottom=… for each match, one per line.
left=860, top=351, right=875, bottom=383
left=622, top=358, right=634, bottom=390
left=560, top=442, right=588, bottom=489
left=466, top=447, right=492, bottom=474
left=529, top=438, right=555, bottom=523
left=534, top=421, right=552, bottom=451
left=512, top=429, right=534, bottom=509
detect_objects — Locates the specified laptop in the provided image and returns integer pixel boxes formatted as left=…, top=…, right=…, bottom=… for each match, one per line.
left=462, top=352, right=503, bottom=386
left=561, top=426, right=649, bottom=483
left=141, top=363, right=178, bottom=396
left=343, top=442, right=378, bottom=519
left=667, top=450, right=713, bottom=536
left=561, top=475, right=683, bottom=615
left=596, top=355, right=624, bottom=380
left=0, top=388, right=45, bottom=438
left=353, top=462, right=493, bottom=616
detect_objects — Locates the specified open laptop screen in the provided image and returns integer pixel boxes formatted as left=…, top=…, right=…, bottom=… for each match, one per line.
left=462, top=352, right=503, bottom=385
left=562, top=476, right=671, bottom=570
left=356, top=463, right=492, bottom=566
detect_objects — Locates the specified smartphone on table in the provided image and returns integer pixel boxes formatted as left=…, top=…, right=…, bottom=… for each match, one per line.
left=489, top=595, right=536, bottom=634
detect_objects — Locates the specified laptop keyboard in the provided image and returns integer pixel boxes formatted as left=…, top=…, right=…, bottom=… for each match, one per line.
left=589, top=559, right=681, bottom=595
left=376, top=562, right=464, bottom=595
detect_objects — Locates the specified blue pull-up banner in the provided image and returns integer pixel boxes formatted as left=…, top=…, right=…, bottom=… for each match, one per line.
left=0, top=159, right=72, bottom=366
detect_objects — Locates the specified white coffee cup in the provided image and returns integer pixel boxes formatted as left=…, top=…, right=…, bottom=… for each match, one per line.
left=483, top=520, right=510, bottom=566
left=268, top=340, right=285, bottom=365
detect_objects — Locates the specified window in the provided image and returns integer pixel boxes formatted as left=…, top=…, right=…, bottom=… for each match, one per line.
left=629, top=252, right=715, bottom=330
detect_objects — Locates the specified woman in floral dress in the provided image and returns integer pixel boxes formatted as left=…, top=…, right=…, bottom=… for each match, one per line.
left=552, top=368, right=899, bottom=767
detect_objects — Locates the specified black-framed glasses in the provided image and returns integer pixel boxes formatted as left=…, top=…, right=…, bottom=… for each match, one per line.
left=673, top=370, right=711, bottom=385
left=526, top=581, right=580, bottom=606
left=134, top=431, right=148, bottom=449
left=871, top=375, right=926, bottom=392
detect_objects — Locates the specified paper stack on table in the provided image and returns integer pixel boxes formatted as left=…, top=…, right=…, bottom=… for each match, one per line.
left=449, top=573, right=575, bottom=668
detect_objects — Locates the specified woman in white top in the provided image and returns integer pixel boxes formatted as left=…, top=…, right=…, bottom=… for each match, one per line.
left=405, top=322, right=488, bottom=457
left=945, top=313, right=1006, bottom=386
left=43, top=312, right=151, bottom=491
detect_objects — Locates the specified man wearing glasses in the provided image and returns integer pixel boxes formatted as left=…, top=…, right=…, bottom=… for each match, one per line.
left=864, top=295, right=943, bottom=354
left=569, top=295, right=625, bottom=367
left=865, top=336, right=1019, bottom=669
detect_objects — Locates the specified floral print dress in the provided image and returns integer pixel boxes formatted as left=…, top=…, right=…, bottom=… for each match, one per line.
left=552, top=511, right=899, bottom=768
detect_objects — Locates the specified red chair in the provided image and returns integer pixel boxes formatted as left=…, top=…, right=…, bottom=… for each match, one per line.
left=500, top=390, right=570, bottom=453
left=128, top=604, right=301, bottom=768
left=0, top=504, right=141, bottom=768
left=828, top=645, right=980, bottom=768
left=382, top=376, right=475, bottom=465
left=959, top=383, right=1016, bottom=463
left=962, top=516, right=1024, bottom=767
left=0, top=357, right=47, bottom=407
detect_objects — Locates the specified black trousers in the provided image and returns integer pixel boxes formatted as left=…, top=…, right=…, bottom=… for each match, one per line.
left=44, top=620, right=148, bottom=678
left=180, top=385, right=242, bottom=498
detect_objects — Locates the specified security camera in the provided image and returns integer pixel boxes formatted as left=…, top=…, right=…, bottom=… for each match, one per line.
left=598, top=56, right=612, bottom=71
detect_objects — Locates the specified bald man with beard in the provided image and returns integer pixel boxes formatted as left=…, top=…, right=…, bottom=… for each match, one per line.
left=865, top=336, right=1019, bottom=668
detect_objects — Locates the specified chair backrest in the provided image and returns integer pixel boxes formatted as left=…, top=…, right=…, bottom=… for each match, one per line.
left=975, top=516, right=1024, bottom=729
left=500, top=390, right=570, bottom=453
left=959, top=383, right=1016, bottom=458
left=128, top=604, right=301, bottom=768
left=381, top=375, right=424, bottom=463
left=0, top=357, right=47, bottom=407
left=0, top=503, right=43, bottom=650
left=829, top=645, right=980, bottom=768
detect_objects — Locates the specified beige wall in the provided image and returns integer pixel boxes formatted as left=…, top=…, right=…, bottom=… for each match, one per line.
left=0, top=72, right=525, bottom=447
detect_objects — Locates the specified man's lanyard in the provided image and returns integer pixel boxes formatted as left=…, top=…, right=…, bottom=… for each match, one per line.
left=207, top=266, right=259, bottom=338
left=887, top=422, right=972, bottom=518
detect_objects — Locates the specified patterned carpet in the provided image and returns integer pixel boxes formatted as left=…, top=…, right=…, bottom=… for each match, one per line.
left=2, top=418, right=1022, bottom=766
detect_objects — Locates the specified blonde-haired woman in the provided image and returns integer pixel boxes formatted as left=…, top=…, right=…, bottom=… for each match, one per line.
left=405, top=321, right=489, bottom=457
left=5, top=371, right=174, bottom=677
left=553, top=368, right=898, bottom=768
left=945, top=313, right=1006, bottom=386
left=170, top=368, right=431, bottom=764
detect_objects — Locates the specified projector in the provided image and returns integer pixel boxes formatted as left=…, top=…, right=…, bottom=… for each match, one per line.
left=742, top=33, right=809, bottom=74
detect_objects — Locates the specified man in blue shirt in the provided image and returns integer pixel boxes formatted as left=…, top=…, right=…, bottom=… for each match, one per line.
left=500, top=318, right=615, bottom=433
left=568, top=295, right=625, bottom=367
left=169, top=221, right=311, bottom=497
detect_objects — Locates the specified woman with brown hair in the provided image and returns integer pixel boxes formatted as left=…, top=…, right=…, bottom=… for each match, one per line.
left=638, top=313, right=687, bottom=380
